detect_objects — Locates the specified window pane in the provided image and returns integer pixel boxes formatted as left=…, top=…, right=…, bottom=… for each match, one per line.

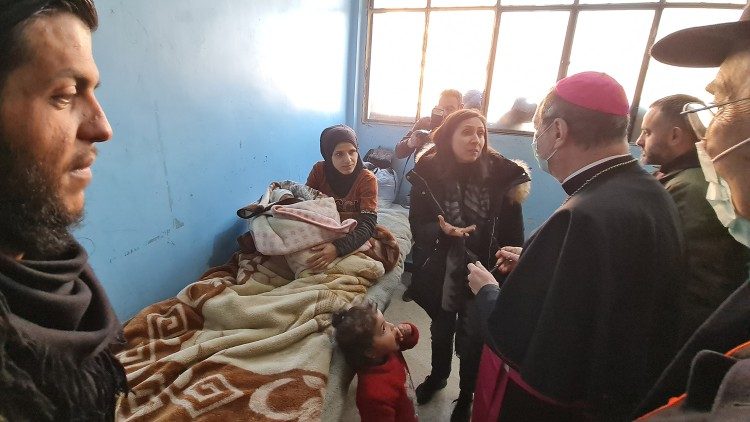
left=420, top=10, right=495, bottom=116
left=667, top=0, right=745, bottom=4
left=367, top=12, right=426, bottom=120
left=640, top=8, right=742, bottom=108
left=581, top=0, right=656, bottom=3
left=431, top=0, right=497, bottom=6
left=374, top=0, right=426, bottom=8
left=567, top=10, right=654, bottom=106
left=487, top=11, right=569, bottom=132
left=502, top=0, right=574, bottom=6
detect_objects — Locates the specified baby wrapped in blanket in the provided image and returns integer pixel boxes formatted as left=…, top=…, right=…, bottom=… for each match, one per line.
left=237, top=180, right=399, bottom=278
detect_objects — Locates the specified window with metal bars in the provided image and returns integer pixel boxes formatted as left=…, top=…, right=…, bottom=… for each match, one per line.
left=363, top=0, right=745, bottom=137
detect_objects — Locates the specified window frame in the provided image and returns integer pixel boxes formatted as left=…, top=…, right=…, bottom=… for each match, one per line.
left=362, top=0, right=744, bottom=137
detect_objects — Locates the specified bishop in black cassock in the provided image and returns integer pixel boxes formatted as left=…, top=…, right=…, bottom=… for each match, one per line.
left=468, top=72, right=686, bottom=421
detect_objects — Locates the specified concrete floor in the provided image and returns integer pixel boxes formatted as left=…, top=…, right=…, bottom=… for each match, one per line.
left=340, top=272, right=463, bottom=421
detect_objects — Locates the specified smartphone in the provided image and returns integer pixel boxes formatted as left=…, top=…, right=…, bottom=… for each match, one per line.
left=414, top=129, right=431, bottom=140
left=429, top=107, right=445, bottom=130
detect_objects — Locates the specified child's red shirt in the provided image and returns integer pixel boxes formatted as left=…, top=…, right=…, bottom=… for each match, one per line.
left=356, top=323, right=420, bottom=422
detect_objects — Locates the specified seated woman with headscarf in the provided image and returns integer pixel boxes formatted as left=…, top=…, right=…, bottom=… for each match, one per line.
left=305, top=124, right=379, bottom=273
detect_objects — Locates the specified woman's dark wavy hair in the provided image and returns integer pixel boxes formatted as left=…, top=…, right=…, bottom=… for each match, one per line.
left=331, top=300, right=379, bottom=370
left=0, top=0, right=98, bottom=95
left=430, top=108, right=490, bottom=162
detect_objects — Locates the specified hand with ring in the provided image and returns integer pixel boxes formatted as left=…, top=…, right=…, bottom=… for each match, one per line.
left=494, top=246, right=522, bottom=274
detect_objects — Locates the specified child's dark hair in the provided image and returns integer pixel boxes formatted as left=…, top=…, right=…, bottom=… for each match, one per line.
left=332, top=300, right=379, bottom=369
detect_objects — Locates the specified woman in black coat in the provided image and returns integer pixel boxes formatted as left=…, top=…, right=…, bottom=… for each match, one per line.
left=405, top=109, right=530, bottom=421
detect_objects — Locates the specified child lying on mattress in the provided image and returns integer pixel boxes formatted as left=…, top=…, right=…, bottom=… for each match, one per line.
left=333, top=300, right=420, bottom=422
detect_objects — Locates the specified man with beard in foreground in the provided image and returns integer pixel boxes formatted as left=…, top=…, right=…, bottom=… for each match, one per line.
left=0, top=1, right=127, bottom=420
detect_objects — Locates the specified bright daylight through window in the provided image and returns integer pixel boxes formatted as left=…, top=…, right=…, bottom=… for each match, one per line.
left=365, top=0, right=745, bottom=135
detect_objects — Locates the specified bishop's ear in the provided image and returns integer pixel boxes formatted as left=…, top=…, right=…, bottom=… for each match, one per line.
left=552, top=117, right=570, bottom=148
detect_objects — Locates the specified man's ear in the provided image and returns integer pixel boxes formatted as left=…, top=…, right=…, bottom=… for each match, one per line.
left=670, top=126, right=683, bottom=145
left=552, top=118, right=569, bottom=149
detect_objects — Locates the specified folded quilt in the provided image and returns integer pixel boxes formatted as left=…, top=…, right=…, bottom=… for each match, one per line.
left=115, top=250, right=385, bottom=421
left=250, top=197, right=357, bottom=255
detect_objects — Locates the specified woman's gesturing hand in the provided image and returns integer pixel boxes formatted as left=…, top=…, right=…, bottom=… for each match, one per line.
left=438, top=215, right=477, bottom=238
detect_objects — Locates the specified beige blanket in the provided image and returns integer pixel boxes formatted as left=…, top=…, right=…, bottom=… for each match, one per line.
left=116, top=250, right=384, bottom=421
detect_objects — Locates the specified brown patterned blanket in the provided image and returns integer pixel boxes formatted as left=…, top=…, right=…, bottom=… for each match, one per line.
left=115, top=249, right=385, bottom=421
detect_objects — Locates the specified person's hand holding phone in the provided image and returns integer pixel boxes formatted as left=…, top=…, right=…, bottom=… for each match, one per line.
left=430, top=106, right=445, bottom=129
left=407, top=106, right=445, bottom=149
left=407, top=130, right=430, bottom=148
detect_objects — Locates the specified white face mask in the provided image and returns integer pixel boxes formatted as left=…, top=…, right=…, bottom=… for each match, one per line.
left=532, top=121, right=557, bottom=175
left=695, top=140, right=750, bottom=248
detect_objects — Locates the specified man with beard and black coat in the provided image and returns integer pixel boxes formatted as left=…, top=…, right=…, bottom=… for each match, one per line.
left=0, top=1, right=127, bottom=420
left=636, top=94, right=750, bottom=343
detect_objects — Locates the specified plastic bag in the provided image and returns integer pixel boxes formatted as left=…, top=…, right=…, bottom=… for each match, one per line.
left=372, top=167, right=396, bottom=205
left=363, top=146, right=394, bottom=169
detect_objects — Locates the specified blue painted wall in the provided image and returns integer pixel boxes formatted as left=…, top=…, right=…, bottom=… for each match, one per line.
left=74, top=0, right=355, bottom=319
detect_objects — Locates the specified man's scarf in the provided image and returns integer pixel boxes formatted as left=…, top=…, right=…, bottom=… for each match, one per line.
left=0, top=241, right=127, bottom=420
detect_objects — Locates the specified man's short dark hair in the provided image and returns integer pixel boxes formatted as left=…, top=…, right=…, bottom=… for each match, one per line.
left=440, top=89, right=462, bottom=105
left=650, top=94, right=704, bottom=144
left=0, top=0, right=98, bottom=95
left=537, top=90, right=630, bottom=149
